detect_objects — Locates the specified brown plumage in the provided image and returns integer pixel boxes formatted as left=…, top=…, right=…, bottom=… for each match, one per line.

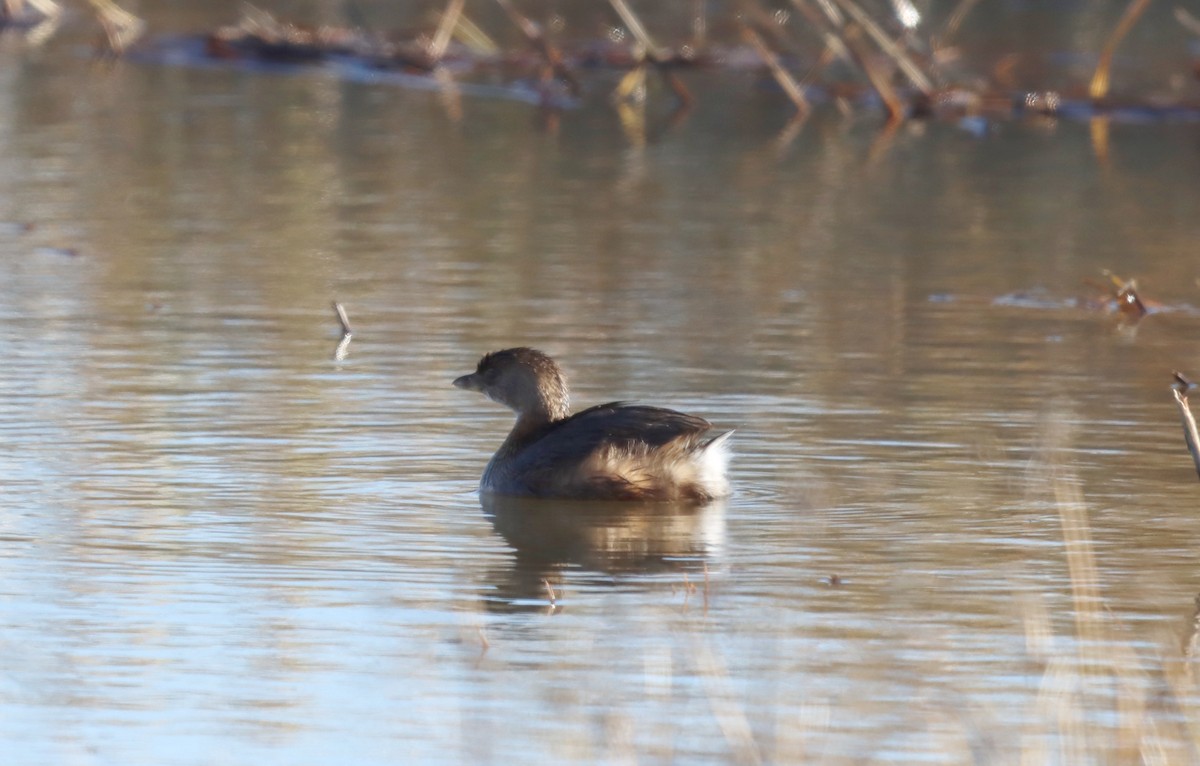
left=453, top=348, right=732, bottom=501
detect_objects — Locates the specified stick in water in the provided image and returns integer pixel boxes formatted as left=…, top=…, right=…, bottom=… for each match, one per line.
left=1172, top=372, right=1200, bottom=480
left=332, top=301, right=353, bottom=361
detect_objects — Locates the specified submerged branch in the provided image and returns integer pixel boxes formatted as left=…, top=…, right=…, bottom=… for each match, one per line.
left=428, top=0, right=465, bottom=62
left=833, top=0, right=933, bottom=96
left=741, top=23, right=810, bottom=115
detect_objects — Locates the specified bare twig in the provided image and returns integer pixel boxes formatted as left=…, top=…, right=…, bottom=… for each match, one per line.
left=833, top=0, right=934, bottom=96
left=741, top=23, right=810, bottom=115
left=541, top=578, right=557, bottom=606
left=608, top=0, right=661, bottom=57
left=690, top=0, right=706, bottom=48
left=939, top=0, right=980, bottom=46
left=608, top=0, right=693, bottom=107
left=1089, top=0, right=1155, bottom=101
left=789, top=0, right=854, bottom=73
left=428, top=0, right=465, bottom=62
left=451, top=12, right=500, bottom=57
left=812, top=0, right=905, bottom=120
left=87, top=0, right=144, bottom=55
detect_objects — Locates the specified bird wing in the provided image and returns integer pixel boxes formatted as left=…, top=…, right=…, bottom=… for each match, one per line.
left=500, top=403, right=716, bottom=498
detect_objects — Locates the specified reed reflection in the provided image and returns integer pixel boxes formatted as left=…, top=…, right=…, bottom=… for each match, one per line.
left=479, top=494, right=725, bottom=612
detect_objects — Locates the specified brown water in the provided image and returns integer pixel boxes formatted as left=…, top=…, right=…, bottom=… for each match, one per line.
left=3, top=5, right=1200, bottom=765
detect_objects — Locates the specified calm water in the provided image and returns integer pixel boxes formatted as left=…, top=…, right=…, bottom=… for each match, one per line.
left=3, top=5, right=1200, bottom=764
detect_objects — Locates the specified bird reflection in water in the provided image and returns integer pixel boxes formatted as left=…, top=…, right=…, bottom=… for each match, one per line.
left=479, top=494, right=726, bottom=613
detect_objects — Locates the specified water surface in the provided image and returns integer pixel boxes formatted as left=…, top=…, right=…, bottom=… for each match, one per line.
left=3, top=7, right=1200, bottom=764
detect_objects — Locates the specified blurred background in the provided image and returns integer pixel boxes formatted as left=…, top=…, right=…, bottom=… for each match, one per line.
left=2, top=2, right=1200, bottom=764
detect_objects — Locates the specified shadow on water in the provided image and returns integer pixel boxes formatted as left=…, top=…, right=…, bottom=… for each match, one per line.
left=478, top=494, right=726, bottom=612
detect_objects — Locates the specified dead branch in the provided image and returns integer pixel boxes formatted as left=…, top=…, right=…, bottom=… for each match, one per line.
left=608, top=0, right=693, bottom=107
left=741, top=23, right=810, bottom=115
left=428, top=0, right=465, bottom=62
left=495, top=0, right=582, bottom=98
left=1173, top=373, right=1200, bottom=480
left=1090, top=0, right=1155, bottom=101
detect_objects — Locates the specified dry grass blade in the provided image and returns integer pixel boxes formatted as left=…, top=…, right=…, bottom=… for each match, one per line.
left=451, top=12, right=500, bottom=57
left=1089, top=0, right=1155, bottom=101
left=833, top=0, right=933, bottom=95
left=332, top=301, right=352, bottom=336
left=1176, top=6, right=1200, bottom=37
left=608, top=0, right=660, bottom=57
left=939, top=0, right=980, bottom=46
left=812, top=0, right=904, bottom=120
left=428, top=0, right=465, bottom=62
left=789, top=0, right=854, bottom=72
left=741, top=23, right=810, bottom=115
left=495, top=0, right=582, bottom=97
left=87, top=0, right=144, bottom=54
left=691, top=0, right=706, bottom=47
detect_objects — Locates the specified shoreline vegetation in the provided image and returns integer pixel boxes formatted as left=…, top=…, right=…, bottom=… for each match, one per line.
left=3, top=0, right=1200, bottom=129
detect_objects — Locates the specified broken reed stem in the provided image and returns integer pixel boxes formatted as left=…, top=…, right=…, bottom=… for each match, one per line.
left=789, top=0, right=854, bottom=75
left=832, top=0, right=933, bottom=96
left=608, top=0, right=659, bottom=57
left=494, top=0, right=582, bottom=97
left=1176, top=7, right=1200, bottom=37
left=428, top=0, right=465, bottom=62
left=451, top=12, right=500, bottom=57
left=938, top=0, right=980, bottom=46
left=86, top=0, right=143, bottom=54
left=810, top=0, right=904, bottom=120
left=1089, top=0, right=1155, bottom=101
left=1172, top=388, right=1200, bottom=480
left=741, top=23, right=810, bottom=115
left=607, top=0, right=693, bottom=107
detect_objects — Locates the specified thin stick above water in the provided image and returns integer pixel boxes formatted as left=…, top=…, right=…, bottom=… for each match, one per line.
left=332, top=301, right=353, bottom=361
left=741, top=23, right=810, bottom=115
